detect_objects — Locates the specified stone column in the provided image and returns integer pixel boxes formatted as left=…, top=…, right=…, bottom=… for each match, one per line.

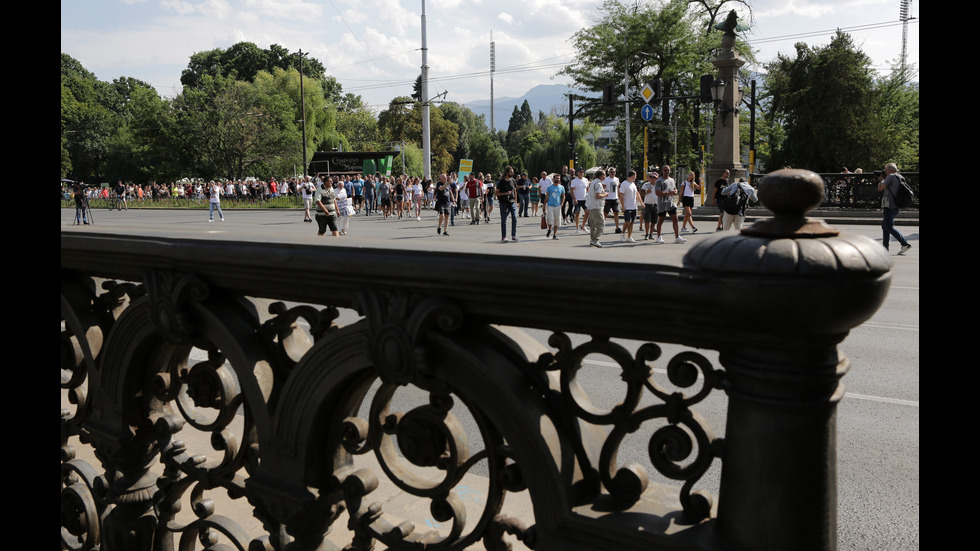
left=707, top=33, right=746, bottom=205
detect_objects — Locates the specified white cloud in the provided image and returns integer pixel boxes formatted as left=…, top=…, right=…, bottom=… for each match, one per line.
left=159, top=0, right=198, bottom=16
left=62, top=0, right=916, bottom=107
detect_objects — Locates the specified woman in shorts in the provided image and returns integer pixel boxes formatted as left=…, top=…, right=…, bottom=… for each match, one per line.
left=679, top=171, right=700, bottom=233
left=413, top=178, right=424, bottom=220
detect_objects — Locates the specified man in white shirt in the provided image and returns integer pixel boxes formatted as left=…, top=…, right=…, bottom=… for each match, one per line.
left=603, top=167, right=622, bottom=234
left=586, top=169, right=609, bottom=247
left=639, top=171, right=659, bottom=240
left=654, top=165, right=686, bottom=244
left=301, top=176, right=315, bottom=222
left=618, top=170, right=643, bottom=243
left=569, top=168, right=589, bottom=234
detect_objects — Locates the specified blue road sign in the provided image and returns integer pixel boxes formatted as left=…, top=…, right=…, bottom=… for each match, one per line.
left=640, top=103, right=654, bottom=122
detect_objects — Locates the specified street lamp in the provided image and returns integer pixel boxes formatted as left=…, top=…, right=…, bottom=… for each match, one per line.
left=711, top=78, right=735, bottom=125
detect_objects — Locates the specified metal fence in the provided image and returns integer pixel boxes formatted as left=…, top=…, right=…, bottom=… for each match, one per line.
left=748, top=172, right=919, bottom=209
left=62, top=169, right=892, bottom=551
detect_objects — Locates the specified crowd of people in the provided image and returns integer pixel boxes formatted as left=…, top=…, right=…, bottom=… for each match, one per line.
left=65, top=167, right=735, bottom=243
left=304, top=165, right=723, bottom=246
left=65, top=164, right=913, bottom=255
left=62, top=177, right=329, bottom=206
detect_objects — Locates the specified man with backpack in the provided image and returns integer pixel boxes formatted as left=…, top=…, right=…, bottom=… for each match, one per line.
left=878, top=162, right=912, bottom=255
left=719, top=177, right=757, bottom=231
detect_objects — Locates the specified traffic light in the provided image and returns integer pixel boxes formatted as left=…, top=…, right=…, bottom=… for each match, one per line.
left=649, top=129, right=658, bottom=151
left=699, top=74, right=714, bottom=103
left=602, top=83, right=615, bottom=105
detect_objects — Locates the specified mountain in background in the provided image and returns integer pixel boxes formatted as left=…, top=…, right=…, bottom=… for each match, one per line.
left=464, top=84, right=595, bottom=132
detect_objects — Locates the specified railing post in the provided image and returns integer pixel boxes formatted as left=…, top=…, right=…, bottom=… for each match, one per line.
left=683, top=169, right=892, bottom=551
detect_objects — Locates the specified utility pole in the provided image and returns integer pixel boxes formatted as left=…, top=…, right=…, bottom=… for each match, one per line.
left=296, top=49, right=309, bottom=177
left=420, top=0, right=431, bottom=180
left=490, top=32, right=496, bottom=134
left=624, top=65, right=631, bottom=172
left=568, top=94, right=574, bottom=169
left=900, top=0, right=913, bottom=76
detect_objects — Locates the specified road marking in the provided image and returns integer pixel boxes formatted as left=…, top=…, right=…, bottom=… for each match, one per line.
left=859, top=321, right=918, bottom=331
left=843, top=392, right=918, bottom=407
left=583, top=359, right=919, bottom=407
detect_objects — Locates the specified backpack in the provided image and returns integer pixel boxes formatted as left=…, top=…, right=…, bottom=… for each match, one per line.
left=720, top=184, right=747, bottom=215
left=889, top=175, right=914, bottom=208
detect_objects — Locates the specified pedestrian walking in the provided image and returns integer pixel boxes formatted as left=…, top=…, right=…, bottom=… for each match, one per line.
left=208, top=181, right=225, bottom=222
left=679, top=171, right=700, bottom=233
left=878, top=162, right=913, bottom=254
left=434, top=173, right=452, bottom=236
left=654, top=166, right=685, bottom=244
left=313, top=178, right=339, bottom=237
left=586, top=169, right=608, bottom=247
left=301, top=176, right=314, bottom=223
left=545, top=174, right=565, bottom=240
left=496, top=166, right=519, bottom=242
left=719, top=177, right=758, bottom=231
left=618, top=170, right=642, bottom=243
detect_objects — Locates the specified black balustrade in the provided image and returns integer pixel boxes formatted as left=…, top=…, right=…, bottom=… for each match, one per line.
left=62, top=169, right=892, bottom=551
left=746, top=172, right=919, bottom=209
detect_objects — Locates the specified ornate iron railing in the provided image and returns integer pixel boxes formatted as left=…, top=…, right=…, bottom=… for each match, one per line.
left=62, top=169, right=892, bottom=551
left=748, top=172, right=919, bottom=209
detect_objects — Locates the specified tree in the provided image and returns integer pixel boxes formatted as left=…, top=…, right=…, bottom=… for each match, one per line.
left=439, top=101, right=489, bottom=162
left=507, top=100, right=533, bottom=133
left=252, top=67, right=341, bottom=168
left=521, top=115, right=597, bottom=175
left=868, top=67, right=919, bottom=172
left=62, top=53, right=115, bottom=183
left=762, top=31, right=913, bottom=172
left=337, top=105, right=382, bottom=152
left=377, top=97, right=459, bottom=175
left=561, top=0, right=722, bottom=170
left=412, top=75, right=423, bottom=102
left=170, top=74, right=300, bottom=179
left=181, top=42, right=327, bottom=89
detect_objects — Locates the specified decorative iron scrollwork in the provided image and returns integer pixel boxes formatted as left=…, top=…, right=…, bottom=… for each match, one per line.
left=540, top=333, right=725, bottom=521
left=337, top=382, right=515, bottom=550
left=145, top=271, right=210, bottom=346
left=354, top=290, right=463, bottom=386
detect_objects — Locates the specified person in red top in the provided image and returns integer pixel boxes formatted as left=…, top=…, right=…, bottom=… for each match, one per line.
left=269, top=179, right=278, bottom=197
left=466, top=174, right=482, bottom=224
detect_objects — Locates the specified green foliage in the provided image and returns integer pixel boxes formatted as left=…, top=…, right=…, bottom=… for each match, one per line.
left=252, top=67, right=340, bottom=168
left=337, top=105, right=382, bottom=152
left=62, top=54, right=117, bottom=183
left=762, top=31, right=918, bottom=173
left=377, top=98, right=459, bottom=175
left=180, top=42, right=327, bottom=89
left=170, top=74, right=301, bottom=179
left=562, top=0, right=732, bottom=172
left=521, top=116, right=596, bottom=175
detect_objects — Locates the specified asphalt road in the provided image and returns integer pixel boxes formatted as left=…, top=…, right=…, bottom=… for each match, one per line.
left=62, top=206, right=919, bottom=550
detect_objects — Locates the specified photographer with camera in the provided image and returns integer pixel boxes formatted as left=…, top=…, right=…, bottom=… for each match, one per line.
left=73, top=184, right=89, bottom=225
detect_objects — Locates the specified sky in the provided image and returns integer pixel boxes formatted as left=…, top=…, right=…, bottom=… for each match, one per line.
left=61, top=0, right=919, bottom=112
